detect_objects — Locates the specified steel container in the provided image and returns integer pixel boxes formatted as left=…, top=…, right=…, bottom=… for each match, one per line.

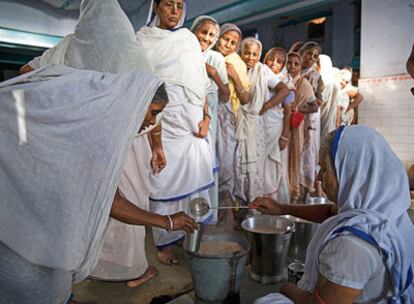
left=186, top=233, right=250, bottom=304
left=183, top=223, right=204, bottom=253
left=241, top=215, right=295, bottom=284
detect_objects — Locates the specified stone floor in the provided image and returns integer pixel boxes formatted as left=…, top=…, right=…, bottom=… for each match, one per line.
left=72, top=193, right=282, bottom=304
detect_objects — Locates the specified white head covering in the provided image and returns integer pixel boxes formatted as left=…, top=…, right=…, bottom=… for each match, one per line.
left=146, top=0, right=187, bottom=30
left=190, top=15, right=220, bottom=52
left=299, top=126, right=414, bottom=302
left=240, top=37, right=263, bottom=59
left=319, top=54, right=334, bottom=84
left=216, top=23, right=242, bottom=52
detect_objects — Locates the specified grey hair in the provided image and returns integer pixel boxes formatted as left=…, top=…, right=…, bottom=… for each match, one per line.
left=152, top=83, right=169, bottom=104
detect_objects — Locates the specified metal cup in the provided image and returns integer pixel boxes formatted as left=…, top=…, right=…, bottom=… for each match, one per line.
left=183, top=224, right=204, bottom=253
left=288, top=262, right=304, bottom=285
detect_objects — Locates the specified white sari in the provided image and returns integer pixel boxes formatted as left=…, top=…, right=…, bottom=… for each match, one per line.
left=136, top=26, right=214, bottom=247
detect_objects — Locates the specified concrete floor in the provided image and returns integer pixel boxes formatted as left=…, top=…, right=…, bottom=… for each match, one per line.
left=72, top=194, right=283, bottom=304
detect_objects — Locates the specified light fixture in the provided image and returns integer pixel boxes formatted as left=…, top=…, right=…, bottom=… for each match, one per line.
left=310, top=17, right=326, bottom=25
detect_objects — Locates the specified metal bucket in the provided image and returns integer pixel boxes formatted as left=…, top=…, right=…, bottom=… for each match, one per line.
left=284, top=216, right=318, bottom=263
left=241, top=215, right=295, bottom=284
left=186, top=233, right=250, bottom=304
left=286, top=197, right=329, bottom=263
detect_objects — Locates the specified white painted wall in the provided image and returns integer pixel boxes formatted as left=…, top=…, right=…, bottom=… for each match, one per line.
left=0, top=0, right=77, bottom=37
left=359, top=0, right=414, bottom=166
left=360, top=0, right=414, bottom=78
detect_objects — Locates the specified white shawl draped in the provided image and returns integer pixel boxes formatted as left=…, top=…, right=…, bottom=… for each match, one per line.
left=235, top=62, right=266, bottom=174
left=136, top=26, right=208, bottom=107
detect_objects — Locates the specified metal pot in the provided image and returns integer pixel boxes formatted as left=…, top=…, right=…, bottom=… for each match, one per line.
left=284, top=216, right=318, bottom=263
left=186, top=233, right=250, bottom=304
left=242, top=215, right=295, bottom=284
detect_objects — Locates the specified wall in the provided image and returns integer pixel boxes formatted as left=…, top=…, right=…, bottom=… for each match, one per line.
left=359, top=0, right=414, bottom=166
left=360, top=0, right=414, bottom=78
left=240, top=0, right=356, bottom=68
left=0, top=0, right=77, bottom=37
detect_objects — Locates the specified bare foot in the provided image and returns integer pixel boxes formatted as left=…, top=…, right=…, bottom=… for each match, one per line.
left=157, top=247, right=179, bottom=265
left=126, top=266, right=158, bottom=288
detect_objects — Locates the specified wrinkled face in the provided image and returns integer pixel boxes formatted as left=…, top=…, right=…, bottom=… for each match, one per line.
left=287, top=55, right=301, bottom=78
left=265, top=50, right=286, bottom=74
left=241, top=42, right=261, bottom=69
left=216, top=30, right=240, bottom=57
left=154, top=0, right=184, bottom=30
left=195, top=20, right=218, bottom=52
left=140, top=102, right=166, bottom=132
left=301, top=47, right=320, bottom=69
left=318, top=150, right=339, bottom=204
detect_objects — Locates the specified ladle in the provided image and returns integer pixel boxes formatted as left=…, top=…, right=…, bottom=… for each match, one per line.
left=190, top=198, right=255, bottom=218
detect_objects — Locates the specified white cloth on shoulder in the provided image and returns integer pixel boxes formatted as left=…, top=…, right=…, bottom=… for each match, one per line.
left=136, top=26, right=208, bottom=107
left=29, top=0, right=152, bottom=73
left=235, top=62, right=266, bottom=174
left=0, top=65, right=162, bottom=282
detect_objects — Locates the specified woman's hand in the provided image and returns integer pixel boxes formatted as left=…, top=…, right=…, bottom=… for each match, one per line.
left=205, top=63, right=217, bottom=78
left=169, top=212, right=198, bottom=233
left=194, top=116, right=210, bottom=138
left=279, top=137, right=288, bottom=150
left=151, top=147, right=166, bottom=174
left=259, top=102, right=270, bottom=115
left=225, top=62, right=238, bottom=81
left=249, top=197, right=286, bottom=215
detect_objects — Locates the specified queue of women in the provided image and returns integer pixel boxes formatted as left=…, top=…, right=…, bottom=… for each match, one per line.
left=0, top=0, right=413, bottom=303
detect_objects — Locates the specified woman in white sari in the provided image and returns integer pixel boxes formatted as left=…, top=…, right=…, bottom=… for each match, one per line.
left=262, top=47, right=295, bottom=204
left=215, top=24, right=251, bottom=200
left=136, top=0, right=214, bottom=264
left=19, top=0, right=176, bottom=289
left=252, top=125, right=414, bottom=303
left=191, top=16, right=230, bottom=222
left=297, top=42, right=324, bottom=195
left=286, top=52, right=318, bottom=200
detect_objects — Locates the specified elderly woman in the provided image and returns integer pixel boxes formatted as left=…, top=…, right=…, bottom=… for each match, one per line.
left=191, top=16, right=230, bottom=221
left=136, top=0, right=215, bottom=264
left=286, top=52, right=318, bottom=200
left=235, top=38, right=289, bottom=203
left=0, top=1, right=198, bottom=302
left=252, top=125, right=414, bottom=303
left=215, top=23, right=250, bottom=199
left=297, top=42, right=324, bottom=196
left=261, top=47, right=294, bottom=204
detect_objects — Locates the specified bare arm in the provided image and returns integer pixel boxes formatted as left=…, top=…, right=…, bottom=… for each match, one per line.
left=226, top=62, right=250, bottom=105
left=279, top=103, right=291, bottom=151
left=19, top=64, right=33, bottom=75
left=280, top=275, right=361, bottom=304
left=347, top=92, right=363, bottom=111
left=110, top=190, right=197, bottom=233
left=149, top=125, right=166, bottom=174
left=194, top=98, right=211, bottom=138
left=260, top=82, right=290, bottom=115
left=206, top=63, right=230, bottom=102
left=250, top=197, right=337, bottom=223
left=298, top=100, right=318, bottom=114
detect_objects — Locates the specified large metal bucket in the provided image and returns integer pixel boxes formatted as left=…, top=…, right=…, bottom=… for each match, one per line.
left=286, top=196, right=329, bottom=263
left=284, top=216, right=318, bottom=263
left=241, top=215, right=294, bottom=284
left=186, top=233, right=250, bottom=304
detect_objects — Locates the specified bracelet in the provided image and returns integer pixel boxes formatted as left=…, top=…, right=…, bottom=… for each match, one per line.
left=240, top=88, right=249, bottom=94
left=280, top=136, right=289, bottom=143
left=151, top=130, right=162, bottom=136
left=166, top=214, right=174, bottom=231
